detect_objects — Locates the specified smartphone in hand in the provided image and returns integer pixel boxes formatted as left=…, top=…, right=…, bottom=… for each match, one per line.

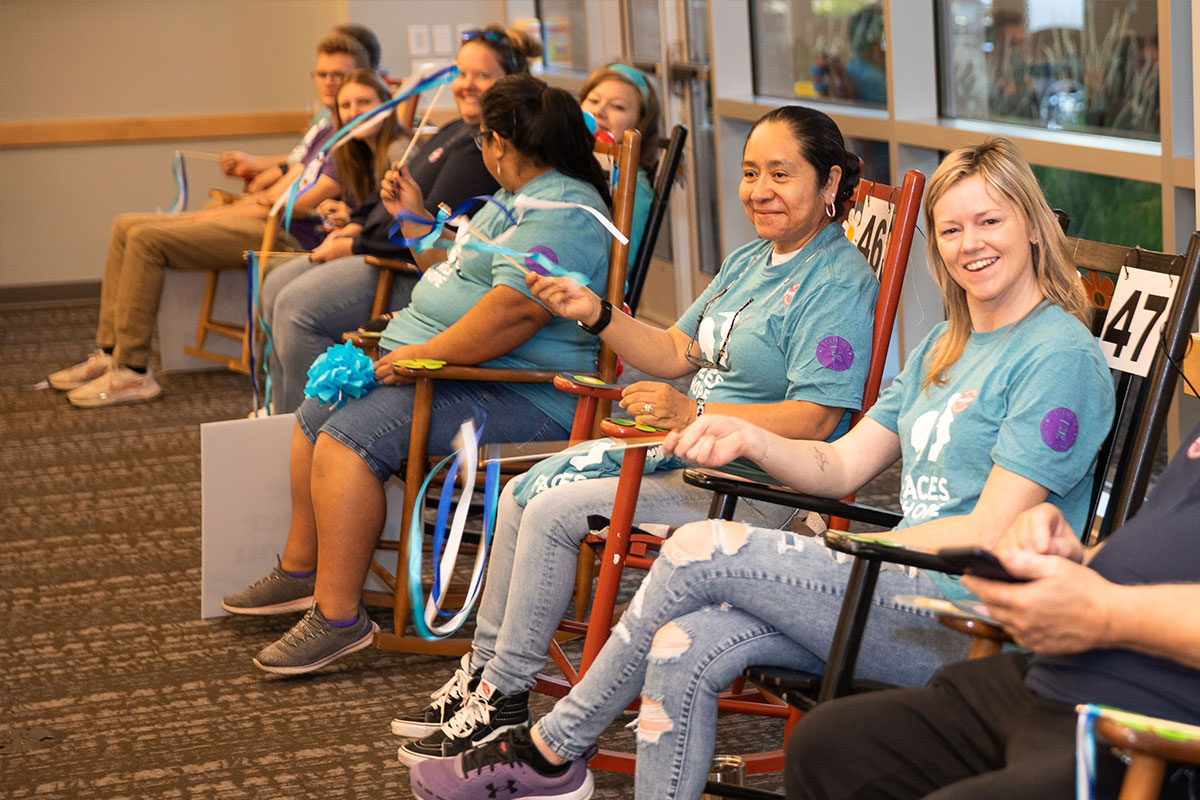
left=936, top=546, right=1026, bottom=582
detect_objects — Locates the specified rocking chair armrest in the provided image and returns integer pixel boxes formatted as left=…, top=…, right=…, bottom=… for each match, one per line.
left=1094, top=714, right=1200, bottom=765
left=551, top=373, right=625, bottom=402
left=364, top=255, right=421, bottom=274
left=393, top=364, right=561, bottom=383
left=682, top=467, right=903, bottom=529
left=935, top=614, right=1010, bottom=642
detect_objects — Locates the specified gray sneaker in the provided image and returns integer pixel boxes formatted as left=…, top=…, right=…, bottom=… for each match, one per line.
left=222, top=557, right=315, bottom=615
left=252, top=602, right=378, bottom=675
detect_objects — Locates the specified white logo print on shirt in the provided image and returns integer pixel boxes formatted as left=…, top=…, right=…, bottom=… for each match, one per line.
left=901, top=389, right=977, bottom=520
left=688, top=310, right=737, bottom=400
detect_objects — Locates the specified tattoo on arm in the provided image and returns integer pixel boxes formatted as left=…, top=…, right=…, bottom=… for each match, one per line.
left=812, top=445, right=829, bottom=473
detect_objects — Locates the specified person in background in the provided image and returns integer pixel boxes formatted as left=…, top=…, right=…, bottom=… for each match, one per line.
left=47, top=33, right=367, bottom=408
left=579, top=63, right=661, bottom=264
left=220, top=28, right=379, bottom=192
left=222, top=76, right=614, bottom=680
left=254, top=25, right=539, bottom=414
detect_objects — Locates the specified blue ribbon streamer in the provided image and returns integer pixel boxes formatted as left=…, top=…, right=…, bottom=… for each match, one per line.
left=170, top=150, right=188, bottom=214
left=389, top=194, right=593, bottom=286
left=1075, top=704, right=1099, bottom=800
left=245, top=251, right=264, bottom=411
left=283, top=63, right=460, bottom=232
left=406, top=414, right=501, bottom=639
left=387, top=195, right=516, bottom=250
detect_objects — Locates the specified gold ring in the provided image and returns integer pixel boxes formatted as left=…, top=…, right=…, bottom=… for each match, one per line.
left=642, top=403, right=653, bottom=414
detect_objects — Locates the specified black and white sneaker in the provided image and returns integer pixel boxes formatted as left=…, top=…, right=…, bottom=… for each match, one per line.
left=391, top=654, right=480, bottom=737
left=397, top=680, right=530, bottom=767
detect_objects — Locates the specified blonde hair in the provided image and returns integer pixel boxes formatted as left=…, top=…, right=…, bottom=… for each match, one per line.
left=921, top=136, right=1091, bottom=391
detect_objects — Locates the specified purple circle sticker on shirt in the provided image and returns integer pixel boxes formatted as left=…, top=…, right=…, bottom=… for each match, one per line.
left=816, top=336, right=854, bottom=371
left=525, top=245, right=559, bottom=276
left=1040, top=407, right=1078, bottom=452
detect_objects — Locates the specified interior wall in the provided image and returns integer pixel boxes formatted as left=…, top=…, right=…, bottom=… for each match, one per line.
left=347, top=0, right=506, bottom=112
left=0, top=0, right=346, bottom=292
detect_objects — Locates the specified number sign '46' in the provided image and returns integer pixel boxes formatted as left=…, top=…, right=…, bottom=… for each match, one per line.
left=843, top=193, right=894, bottom=278
left=1099, top=266, right=1177, bottom=378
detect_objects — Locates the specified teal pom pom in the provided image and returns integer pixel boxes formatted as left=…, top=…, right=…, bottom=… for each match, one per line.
left=304, top=341, right=378, bottom=409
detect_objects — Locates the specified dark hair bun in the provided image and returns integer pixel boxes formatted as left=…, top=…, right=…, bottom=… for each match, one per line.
left=837, top=152, right=862, bottom=206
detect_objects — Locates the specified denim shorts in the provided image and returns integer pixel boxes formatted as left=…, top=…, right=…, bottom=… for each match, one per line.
left=295, top=380, right=568, bottom=482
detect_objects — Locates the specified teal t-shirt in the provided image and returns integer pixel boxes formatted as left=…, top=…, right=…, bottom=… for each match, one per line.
left=380, top=169, right=610, bottom=429
left=510, top=222, right=876, bottom=506
left=866, top=301, right=1115, bottom=599
left=675, top=222, right=879, bottom=439
left=627, top=168, right=654, bottom=267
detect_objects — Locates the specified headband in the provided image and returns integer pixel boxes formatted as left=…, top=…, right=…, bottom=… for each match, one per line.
left=605, top=63, right=651, bottom=101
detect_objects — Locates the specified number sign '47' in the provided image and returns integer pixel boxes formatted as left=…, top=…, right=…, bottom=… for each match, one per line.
left=1099, top=267, right=1177, bottom=378
left=843, top=193, right=893, bottom=278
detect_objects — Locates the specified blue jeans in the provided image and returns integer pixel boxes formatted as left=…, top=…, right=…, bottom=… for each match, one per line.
left=470, top=470, right=796, bottom=694
left=295, top=381, right=567, bottom=483
left=260, top=254, right=417, bottom=413
left=533, top=521, right=970, bottom=799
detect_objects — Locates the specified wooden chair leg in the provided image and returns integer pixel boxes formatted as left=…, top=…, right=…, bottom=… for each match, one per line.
left=573, top=545, right=595, bottom=621
left=579, top=445, right=647, bottom=674
left=1117, top=754, right=1166, bottom=800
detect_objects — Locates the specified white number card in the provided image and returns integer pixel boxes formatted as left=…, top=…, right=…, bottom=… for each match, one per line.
left=1099, top=266, right=1177, bottom=377
left=844, top=193, right=893, bottom=277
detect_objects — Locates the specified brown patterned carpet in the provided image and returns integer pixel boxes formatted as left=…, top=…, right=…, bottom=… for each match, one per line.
left=0, top=298, right=905, bottom=799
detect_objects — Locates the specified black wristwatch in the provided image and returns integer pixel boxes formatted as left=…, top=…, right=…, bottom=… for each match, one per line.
left=578, top=299, right=613, bottom=335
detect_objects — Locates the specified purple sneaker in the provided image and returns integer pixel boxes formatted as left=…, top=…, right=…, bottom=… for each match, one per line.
left=410, top=727, right=594, bottom=800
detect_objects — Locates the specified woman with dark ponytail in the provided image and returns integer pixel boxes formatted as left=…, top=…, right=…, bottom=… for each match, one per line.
left=402, top=105, right=880, bottom=789
left=222, top=74, right=616, bottom=678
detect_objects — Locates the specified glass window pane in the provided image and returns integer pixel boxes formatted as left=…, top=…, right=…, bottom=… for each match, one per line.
left=937, top=0, right=1160, bottom=140
left=513, top=1, right=590, bottom=73
left=750, top=0, right=887, bottom=109
left=1032, top=165, right=1161, bottom=250
left=629, top=0, right=662, bottom=63
left=846, top=136, right=890, bottom=184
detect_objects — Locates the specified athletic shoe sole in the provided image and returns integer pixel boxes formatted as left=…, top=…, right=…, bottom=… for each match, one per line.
left=411, top=769, right=593, bottom=800
left=221, top=595, right=315, bottom=615
left=390, top=716, right=447, bottom=738
left=252, top=621, right=379, bottom=675
left=396, top=721, right=526, bottom=768
left=67, top=383, right=162, bottom=408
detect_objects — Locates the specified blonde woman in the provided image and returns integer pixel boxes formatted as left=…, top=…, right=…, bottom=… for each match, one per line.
left=412, top=137, right=1116, bottom=800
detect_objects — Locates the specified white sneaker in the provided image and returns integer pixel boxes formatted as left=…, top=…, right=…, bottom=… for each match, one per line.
left=67, top=365, right=162, bottom=408
left=48, top=349, right=112, bottom=390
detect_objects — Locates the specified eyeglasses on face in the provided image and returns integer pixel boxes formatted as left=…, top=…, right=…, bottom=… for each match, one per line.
left=472, top=128, right=494, bottom=151
left=311, top=70, right=347, bottom=83
left=684, top=289, right=753, bottom=373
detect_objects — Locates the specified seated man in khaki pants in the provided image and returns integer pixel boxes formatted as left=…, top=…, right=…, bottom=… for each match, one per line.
left=48, top=31, right=368, bottom=408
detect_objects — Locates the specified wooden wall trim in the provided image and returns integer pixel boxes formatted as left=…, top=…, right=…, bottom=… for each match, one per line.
left=0, top=111, right=311, bottom=149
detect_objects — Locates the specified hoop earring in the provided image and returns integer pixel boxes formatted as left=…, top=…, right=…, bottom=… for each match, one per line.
left=825, top=200, right=837, bottom=219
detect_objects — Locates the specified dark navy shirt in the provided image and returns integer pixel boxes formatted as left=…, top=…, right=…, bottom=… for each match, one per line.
left=1026, top=421, right=1200, bottom=724
left=349, top=119, right=498, bottom=260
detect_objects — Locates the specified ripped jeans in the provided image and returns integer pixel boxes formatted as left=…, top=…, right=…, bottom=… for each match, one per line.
left=534, top=520, right=971, bottom=800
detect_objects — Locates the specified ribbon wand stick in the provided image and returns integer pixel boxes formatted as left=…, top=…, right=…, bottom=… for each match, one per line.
left=395, top=80, right=449, bottom=169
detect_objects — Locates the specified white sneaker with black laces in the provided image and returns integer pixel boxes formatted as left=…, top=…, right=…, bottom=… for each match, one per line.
left=397, top=681, right=530, bottom=767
